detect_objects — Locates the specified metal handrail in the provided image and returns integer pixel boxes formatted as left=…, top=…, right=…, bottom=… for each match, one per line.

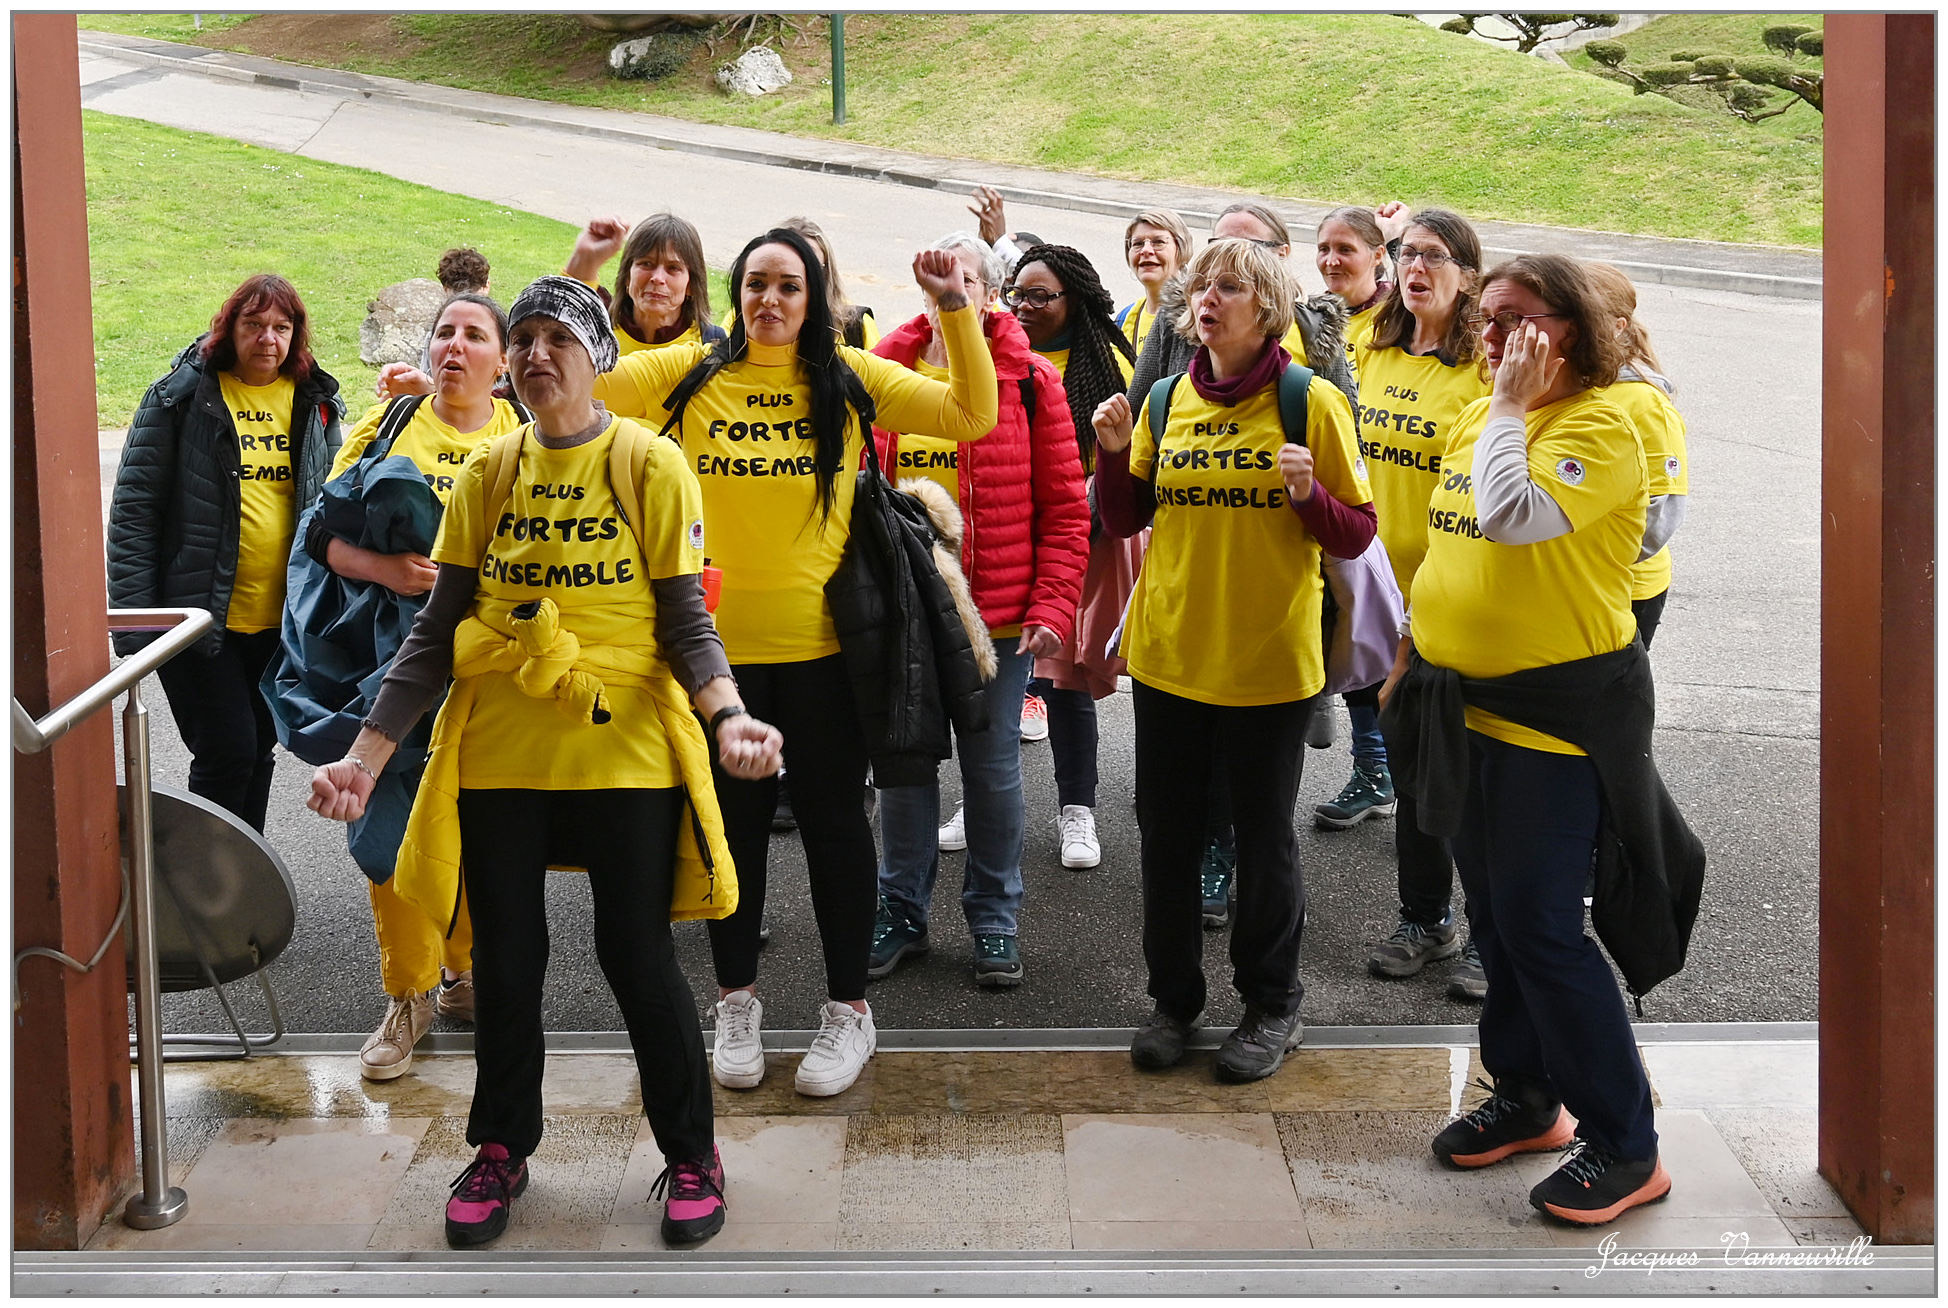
left=12, top=605, right=212, bottom=1233
left=12, top=608, right=214, bottom=754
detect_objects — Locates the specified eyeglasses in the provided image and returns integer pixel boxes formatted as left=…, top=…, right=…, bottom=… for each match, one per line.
left=1002, top=286, right=1064, bottom=309
left=1127, top=236, right=1175, bottom=252
left=1397, top=245, right=1462, bottom=270
left=1186, top=276, right=1254, bottom=300
left=1482, top=311, right=1568, bottom=334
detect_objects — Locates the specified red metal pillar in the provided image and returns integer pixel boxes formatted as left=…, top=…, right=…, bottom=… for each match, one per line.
left=11, top=13, right=132, bottom=1250
left=1818, top=12, right=1936, bottom=1247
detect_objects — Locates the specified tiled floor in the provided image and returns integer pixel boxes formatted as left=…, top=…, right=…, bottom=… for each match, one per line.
left=89, top=1040, right=1869, bottom=1257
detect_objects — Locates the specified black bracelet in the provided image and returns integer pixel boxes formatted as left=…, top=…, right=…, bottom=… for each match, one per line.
left=708, top=704, right=748, bottom=740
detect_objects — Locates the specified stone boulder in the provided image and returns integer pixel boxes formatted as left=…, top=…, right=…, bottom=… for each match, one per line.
left=360, top=278, right=445, bottom=368
left=609, top=32, right=691, bottom=81
left=715, top=46, right=792, bottom=96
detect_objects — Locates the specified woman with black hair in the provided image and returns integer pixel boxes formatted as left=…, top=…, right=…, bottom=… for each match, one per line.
left=1003, top=243, right=1139, bottom=873
left=592, top=227, right=998, bottom=1097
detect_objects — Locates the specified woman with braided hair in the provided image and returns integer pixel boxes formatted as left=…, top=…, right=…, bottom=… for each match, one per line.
left=1003, top=243, right=1139, bottom=872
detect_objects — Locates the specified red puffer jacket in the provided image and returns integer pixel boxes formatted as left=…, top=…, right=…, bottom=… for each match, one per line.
left=873, top=311, right=1090, bottom=644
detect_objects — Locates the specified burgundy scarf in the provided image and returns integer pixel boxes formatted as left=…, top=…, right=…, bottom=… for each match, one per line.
left=1189, top=335, right=1290, bottom=406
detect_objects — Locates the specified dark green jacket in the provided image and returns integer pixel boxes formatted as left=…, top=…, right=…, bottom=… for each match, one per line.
left=106, top=339, right=343, bottom=655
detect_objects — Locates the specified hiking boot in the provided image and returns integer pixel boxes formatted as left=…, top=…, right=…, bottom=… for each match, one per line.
left=772, top=786, right=797, bottom=832
left=938, top=804, right=968, bottom=852
left=1200, top=841, right=1235, bottom=929
left=972, top=933, right=1023, bottom=987
left=652, top=1146, right=727, bottom=1245
left=1057, top=804, right=1100, bottom=869
left=1313, top=762, right=1397, bottom=829
left=1215, top=1006, right=1304, bottom=1083
left=360, top=989, right=435, bottom=1082
left=1432, top=1078, right=1575, bottom=1168
left=1447, top=937, right=1488, bottom=1002
left=1305, top=697, right=1336, bottom=749
left=1020, top=694, right=1049, bottom=742
left=710, top=989, right=766, bottom=1089
left=1530, top=1143, right=1672, bottom=1226
left=444, top=1143, right=528, bottom=1248
left=867, top=900, right=929, bottom=981
left=435, top=972, right=475, bottom=1024
left=1368, top=915, right=1461, bottom=978
left=795, top=1001, right=876, bottom=1097
left=1130, top=1007, right=1200, bottom=1071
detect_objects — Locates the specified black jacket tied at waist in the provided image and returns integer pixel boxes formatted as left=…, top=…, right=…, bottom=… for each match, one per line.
left=1379, top=643, right=1706, bottom=998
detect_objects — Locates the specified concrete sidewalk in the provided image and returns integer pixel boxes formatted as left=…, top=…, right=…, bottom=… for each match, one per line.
left=76, top=29, right=1820, bottom=302
left=20, top=1031, right=1929, bottom=1295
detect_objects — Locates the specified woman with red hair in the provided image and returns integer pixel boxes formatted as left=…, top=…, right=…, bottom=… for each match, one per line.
left=108, top=273, right=345, bottom=830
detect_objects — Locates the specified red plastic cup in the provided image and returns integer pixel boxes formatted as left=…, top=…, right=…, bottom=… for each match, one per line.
left=701, top=564, right=723, bottom=613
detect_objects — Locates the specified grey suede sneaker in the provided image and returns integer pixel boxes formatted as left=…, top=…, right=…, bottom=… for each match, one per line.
left=1214, top=1006, right=1304, bottom=1083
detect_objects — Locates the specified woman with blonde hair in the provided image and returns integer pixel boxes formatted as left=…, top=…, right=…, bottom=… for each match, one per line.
left=1094, top=238, right=1374, bottom=1083
left=1116, top=208, right=1194, bottom=354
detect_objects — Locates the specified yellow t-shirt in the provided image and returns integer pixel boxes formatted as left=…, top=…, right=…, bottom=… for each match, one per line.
left=1351, top=342, right=1493, bottom=595
left=333, top=398, right=527, bottom=504
left=1600, top=378, right=1690, bottom=601
left=1122, top=373, right=1370, bottom=706
left=1118, top=300, right=1161, bottom=355
left=430, top=419, right=705, bottom=789
left=887, top=357, right=960, bottom=502
left=592, top=305, right=998, bottom=663
left=1410, top=391, right=1647, bottom=755
left=1034, top=340, right=1133, bottom=476
left=616, top=317, right=709, bottom=357
left=1343, top=302, right=1384, bottom=386
left=221, top=372, right=298, bottom=633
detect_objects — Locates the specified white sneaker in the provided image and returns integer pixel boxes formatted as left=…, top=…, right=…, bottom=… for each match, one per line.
left=711, top=989, right=766, bottom=1089
left=1058, top=804, right=1100, bottom=869
left=360, top=989, right=434, bottom=1082
left=794, top=1000, right=877, bottom=1097
left=1020, top=694, right=1049, bottom=742
left=938, top=805, right=968, bottom=852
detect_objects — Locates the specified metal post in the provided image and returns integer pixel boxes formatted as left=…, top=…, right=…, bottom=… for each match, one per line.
left=831, top=13, right=846, bottom=125
left=119, top=682, right=185, bottom=1230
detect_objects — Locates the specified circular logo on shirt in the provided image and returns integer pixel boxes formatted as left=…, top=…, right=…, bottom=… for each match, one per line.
left=688, top=519, right=705, bottom=551
left=1664, top=455, right=1682, bottom=479
left=1555, top=457, right=1586, bottom=487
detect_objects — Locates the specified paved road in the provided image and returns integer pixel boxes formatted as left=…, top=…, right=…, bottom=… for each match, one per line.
left=79, top=42, right=1822, bottom=1039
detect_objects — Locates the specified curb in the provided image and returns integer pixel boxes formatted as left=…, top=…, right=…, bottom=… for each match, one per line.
left=78, top=32, right=1822, bottom=302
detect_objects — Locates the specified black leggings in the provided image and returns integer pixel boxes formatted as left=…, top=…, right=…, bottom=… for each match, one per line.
left=1134, top=681, right=1312, bottom=1021
left=155, top=627, right=280, bottom=832
left=458, top=787, right=713, bottom=1164
left=706, top=654, right=877, bottom=1001
left=1632, top=590, right=1669, bottom=649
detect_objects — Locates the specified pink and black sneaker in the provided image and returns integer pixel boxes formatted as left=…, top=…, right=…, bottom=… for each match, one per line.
left=651, top=1147, right=726, bottom=1245
left=444, top=1142, right=528, bottom=1248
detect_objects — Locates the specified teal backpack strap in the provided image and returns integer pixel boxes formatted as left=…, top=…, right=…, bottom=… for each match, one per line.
left=1276, top=362, right=1313, bottom=447
left=1145, top=373, right=1182, bottom=448
left=1115, top=303, right=1132, bottom=331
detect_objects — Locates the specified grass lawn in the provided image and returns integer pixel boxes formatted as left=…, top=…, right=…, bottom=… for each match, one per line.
left=86, top=113, right=725, bottom=426
left=79, top=12, right=1821, bottom=248
left=1566, top=13, right=1824, bottom=143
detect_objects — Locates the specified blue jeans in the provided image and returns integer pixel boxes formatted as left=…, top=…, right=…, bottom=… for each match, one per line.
left=878, top=646, right=1034, bottom=937
left=1343, top=685, right=1388, bottom=769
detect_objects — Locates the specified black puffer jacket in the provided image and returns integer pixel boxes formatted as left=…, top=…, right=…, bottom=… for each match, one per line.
left=107, top=339, right=343, bottom=655
left=1129, top=273, right=1358, bottom=408
left=826, top=466, right=991, bottom=789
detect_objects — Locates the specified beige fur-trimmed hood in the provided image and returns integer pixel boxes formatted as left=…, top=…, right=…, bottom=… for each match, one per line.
left=894, top=475, right=998, bottom=683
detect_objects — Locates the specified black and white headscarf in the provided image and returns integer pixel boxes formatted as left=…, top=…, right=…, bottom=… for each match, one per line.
left=507, top=275, right=619, bottom=374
